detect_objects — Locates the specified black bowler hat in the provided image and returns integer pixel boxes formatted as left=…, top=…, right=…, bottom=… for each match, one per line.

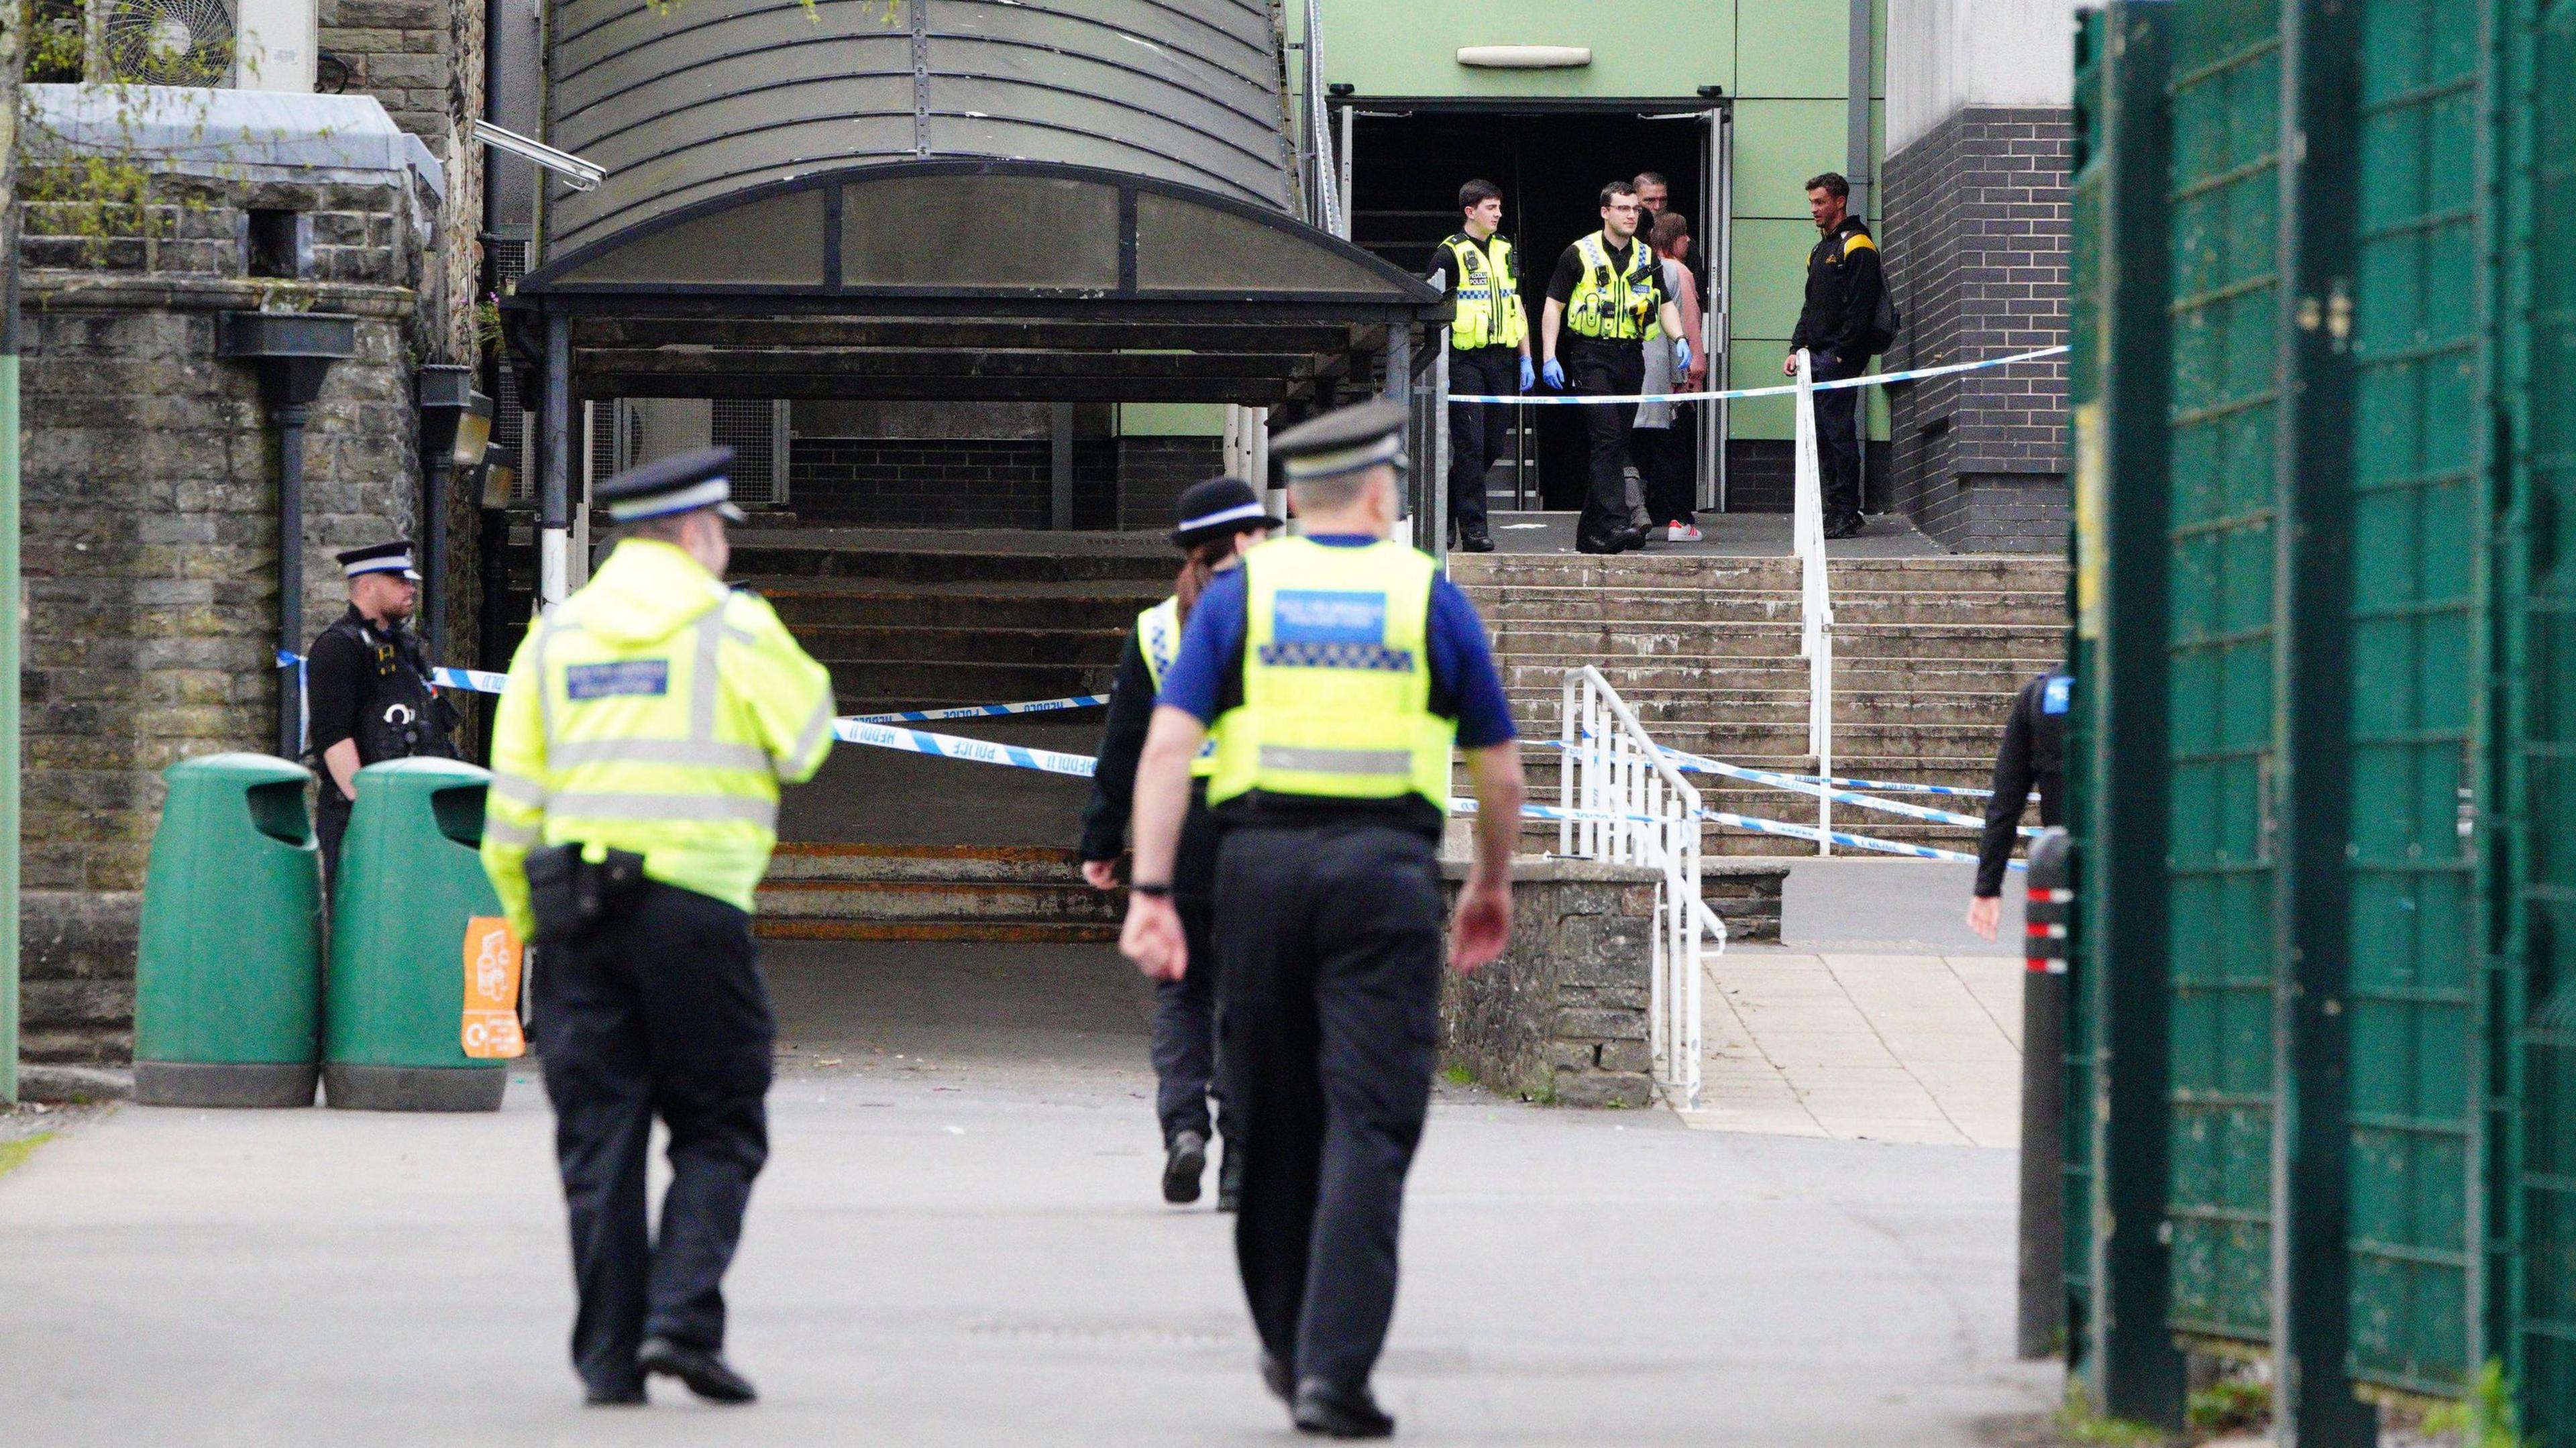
left=1269, top=398, right=1410, bottom=483
left=337, top=540, right=419, bottom=580
left=598, top=445, right=747, bottom=524
left=1171, top=476, right=1282, bottom=549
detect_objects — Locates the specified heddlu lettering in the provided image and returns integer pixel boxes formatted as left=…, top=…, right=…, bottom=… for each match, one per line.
left=1272, top=590, right=1388, bottom=645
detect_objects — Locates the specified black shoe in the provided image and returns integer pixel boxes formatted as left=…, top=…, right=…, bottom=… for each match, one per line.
left=1293, top=1378, right=1395, bottom=1438
left=1618, top=525, right=1651, bottom=551
left=1574, top=532, right=1626, bottom=555
left=1216, top=1148, right=1243, bottom=1213
left=1261, top=1351, right=1295, bottom=1404
left=1823, top=513, right=1866, bottom=540
left=1163, top=1129, right=1208, bottom=1205
left=1455, top=531, right=1495, bottom=553
left=637, top=1336, right=757, bottom=1404
left=584, top=1380, right=647, bottom=1408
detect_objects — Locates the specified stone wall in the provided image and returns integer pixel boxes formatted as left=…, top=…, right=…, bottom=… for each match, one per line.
left=320, top=0, right=485, bottom=366
left=16, top=170, right=428, bottom=1065
left=1437, top=858, right=1660, bottom=1108
left=1878, top=105, right=2074, bottom=551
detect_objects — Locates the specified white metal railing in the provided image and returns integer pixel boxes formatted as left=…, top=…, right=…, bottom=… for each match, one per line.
left=1558, top=665, right=1725, bottom=1108
left=1791, top=348, right=1836, bottom=856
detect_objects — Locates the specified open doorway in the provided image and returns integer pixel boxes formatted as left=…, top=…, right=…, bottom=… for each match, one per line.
left=1344, top=105, right=1717, bottom=511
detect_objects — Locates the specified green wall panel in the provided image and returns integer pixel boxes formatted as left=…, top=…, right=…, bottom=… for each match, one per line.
left=1731, top=100, right=1857, bottom=219
left=1735, top=0, right=1853, bottom=98
left=2160, top=0, right=2282, bottom=1349
left=1309, top=1, right=1741, bottom=99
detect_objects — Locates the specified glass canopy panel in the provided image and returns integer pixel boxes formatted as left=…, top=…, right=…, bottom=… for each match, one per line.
left=554, top=187, right=827, bottom=286
left=1132, top=192, right=1394, bottom=294
left=841, top=174, right=1121, bottom=288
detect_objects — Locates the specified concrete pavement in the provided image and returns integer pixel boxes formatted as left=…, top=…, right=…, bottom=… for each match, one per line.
left=0, top=938, right=2055, bottom=1447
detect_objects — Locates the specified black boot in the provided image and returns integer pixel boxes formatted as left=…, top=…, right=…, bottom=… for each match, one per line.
left=637, top=1337, right=757, bottom=1404
left=1162, top=1129, right=1207, bottom=1204
left=1293, top=1378, right=1395, bottom=1438
left=1216, top=1145, right=1244, bottom=1213
left=1455, top=527, right=1495, bottom=553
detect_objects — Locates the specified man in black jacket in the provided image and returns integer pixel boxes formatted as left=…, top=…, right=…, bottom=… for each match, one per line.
left=1968, top=667, right=2070, bottom=940
left=1785, top=171, right=1885, bottom=539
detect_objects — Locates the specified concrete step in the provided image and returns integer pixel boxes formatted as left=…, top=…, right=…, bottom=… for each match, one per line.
left=1472, top=587, right=2063, bottom=628
left=767, top=842, right=1091, bottom=882
left=755, top=843, right=1122, bottom=944
left=731, top=543, right=1171, bottom=585
left=757, top=879, right=1120, bottom=923
left=1450, top=553, right=2066, bottom=594
left=755, top=918, right=1122, bottom=944
left=825, top=658, right=1118, bottom=706
left=794, top=624, right=1128, bottom=667
left=759, top=582, right=1164, bottom=632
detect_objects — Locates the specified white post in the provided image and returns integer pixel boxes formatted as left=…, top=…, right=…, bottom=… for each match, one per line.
left=1792, top=349, right=1833, bottom=856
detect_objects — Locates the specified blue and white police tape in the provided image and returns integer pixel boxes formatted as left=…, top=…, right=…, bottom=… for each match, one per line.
left=1550, top=734, right=2035, bottom=836
left=1451, top=343, right=2070, bottom=406
left=847, top=694, right=1108, bottom=724
left=276, top=649, right=509, bottom=696
left=1782, top=770, right=2002, bottom=799
left=829, top=718, right=1101, bottom=779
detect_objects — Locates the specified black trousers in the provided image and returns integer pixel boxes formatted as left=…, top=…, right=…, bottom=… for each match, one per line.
left=1568, top=341, right=1646, bottom=545
left=1152, top=896, right=1224, bottom=1145
left=316, top=791, right=352, bottom=885
left=1216, top=821, right=1443, bottom=1391
left=536, top=879, right=775, bottom=1396
left=1813, top=350, right=1865, bottom=522
left=1634, top=410, right=1697, bottom=528
left=1446, top=347, right=1519, bottom=537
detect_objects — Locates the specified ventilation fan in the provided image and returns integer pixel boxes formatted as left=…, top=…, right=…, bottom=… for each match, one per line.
left=101, top=0, right=237, bottom=86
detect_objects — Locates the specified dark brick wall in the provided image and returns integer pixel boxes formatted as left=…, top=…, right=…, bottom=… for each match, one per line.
left=1723, top=440, right=1893, bottom=515
left=789, top=439, right=1116, bottom=529
left=1878, top=105, right=2073, bottom=553
left=1115, top=437, right=1226, bottom=531
left=318, top=0, right=484, bottom=363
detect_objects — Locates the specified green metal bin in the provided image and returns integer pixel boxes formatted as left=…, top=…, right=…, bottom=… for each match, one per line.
left=323, top=757, right=510, bottom=1111
left=131, top=753, right=325, bottom=1107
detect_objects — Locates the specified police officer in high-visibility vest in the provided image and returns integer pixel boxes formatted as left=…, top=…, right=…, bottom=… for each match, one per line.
left=305, top=539, right=458, bottom=880
left=480, top=446, right=835, bottom=1409
left=1539, top=179, right=1692, bottom=555
left=1120, top=400, right=1525, bottom=1438
left=1426, top=180, right=1534, bottom=554
left=1079, top=476, right=1281, bottom=1209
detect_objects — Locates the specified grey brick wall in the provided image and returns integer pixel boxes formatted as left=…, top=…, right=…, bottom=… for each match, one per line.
left=1878, top=105, right=2074, bottom=553
left=1114, top=437, right=1225, bottom=531
left=317, top=0, right=483, bottom=364
left=789, top=439, right=1118, bottom=529
left=15, top=171, right=430, bottom=1064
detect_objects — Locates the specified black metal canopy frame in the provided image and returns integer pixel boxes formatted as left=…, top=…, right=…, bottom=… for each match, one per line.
left=505, top=158, right=1446, bottom=408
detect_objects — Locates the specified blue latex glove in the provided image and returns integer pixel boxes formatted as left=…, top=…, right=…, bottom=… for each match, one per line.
left=1519, top=355, right=1536, bottom=392
left=1542, top=357, right=1567, bottom=390
left=1672, top=338, right=1693, bottom=374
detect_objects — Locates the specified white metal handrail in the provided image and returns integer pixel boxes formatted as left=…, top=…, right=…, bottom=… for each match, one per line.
left=1791, top=349, right=1836, bottom=856
left=1558, top=666, right=1722, bottom=1108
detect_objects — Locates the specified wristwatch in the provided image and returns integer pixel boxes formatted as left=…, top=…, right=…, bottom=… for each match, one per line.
left=1130, top=881, right=1173, bottom=899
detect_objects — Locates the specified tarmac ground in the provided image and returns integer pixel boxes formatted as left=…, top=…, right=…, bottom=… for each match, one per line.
left=0, top=862, right=2057, bottom=1447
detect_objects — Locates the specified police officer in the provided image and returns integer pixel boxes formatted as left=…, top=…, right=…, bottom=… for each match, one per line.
left=1120, top=400, right=1525, bottom=1437
left=1427, top=180, right=1534, bottom=554
left=1539, top=180, right=1691, bottom=555
left=1079, top=476, right=1280, bottom=1209
left=305, top=540, right=457, bottom=879
left=1967, top=665, right=2071, bottom=940
left=1785, top=170, right=1888, bottom=540
left=480, top=446, right=836, bottom=1408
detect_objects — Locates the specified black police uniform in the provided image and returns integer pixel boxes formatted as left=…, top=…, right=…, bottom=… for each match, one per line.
left=1975, top=667, right=2071, bottom=898
left=1546, top=233, right=1664, bottom=551
left=306, top=543, right=456, bottom=879
left=1428, top=233, right=1522, bottom=548
left=1789, top=215, right=1886, bottom=531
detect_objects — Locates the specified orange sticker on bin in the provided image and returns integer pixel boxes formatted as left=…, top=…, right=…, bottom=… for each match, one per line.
left=462, top=915, right=526, bottom=1059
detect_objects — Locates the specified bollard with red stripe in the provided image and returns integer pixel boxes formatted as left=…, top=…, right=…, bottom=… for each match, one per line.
left=2017, top=828, right=2071, bottom=1359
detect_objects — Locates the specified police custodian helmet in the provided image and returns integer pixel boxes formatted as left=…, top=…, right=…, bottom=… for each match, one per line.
left=596, top=445, right=749, bottom=523
left=336, top=540, right=421, bottom=580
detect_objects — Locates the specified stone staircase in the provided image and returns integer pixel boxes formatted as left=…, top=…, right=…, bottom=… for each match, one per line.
left=1450, top=552, right=2069, bottom=857
left=755, top=843, right=1122, bottom=943
left=731, top=532, right=1171, bottom=713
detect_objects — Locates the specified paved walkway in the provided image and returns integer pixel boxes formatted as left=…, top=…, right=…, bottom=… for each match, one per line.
left=0, top=939, right=2055, bottom=1447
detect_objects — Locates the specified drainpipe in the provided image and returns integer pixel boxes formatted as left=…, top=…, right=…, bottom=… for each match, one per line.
left=1, top=20, right=19, bottom=1103
left=221, top=311, right=360, bottom=758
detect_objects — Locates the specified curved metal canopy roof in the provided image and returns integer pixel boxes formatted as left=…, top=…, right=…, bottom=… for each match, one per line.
left=539, top=0, right=1299, bottom=262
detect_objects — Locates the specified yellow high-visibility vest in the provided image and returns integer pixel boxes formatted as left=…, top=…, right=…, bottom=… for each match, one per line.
left=1565, top=231, right=1662, bottom=341
left=479, top=538, right=836, bottom=940
left=1136, top=596, right=1218, bottom=779
left=1205, top=538, right=1454, bottom=812
left=1443, top=233, right=1527, bottom=351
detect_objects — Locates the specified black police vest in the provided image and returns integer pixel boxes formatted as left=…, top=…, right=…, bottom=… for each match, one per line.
left=319, top=611, right=458, bottom=766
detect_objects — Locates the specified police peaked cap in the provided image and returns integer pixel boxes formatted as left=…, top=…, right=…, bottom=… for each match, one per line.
left=1269, top=398, right=1410, bottom=482
left=596, top=445, right=748, bottom=524
left=1171, top=476, right=1281, bottom=548
left=337, top=540, right=419, bottom=579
